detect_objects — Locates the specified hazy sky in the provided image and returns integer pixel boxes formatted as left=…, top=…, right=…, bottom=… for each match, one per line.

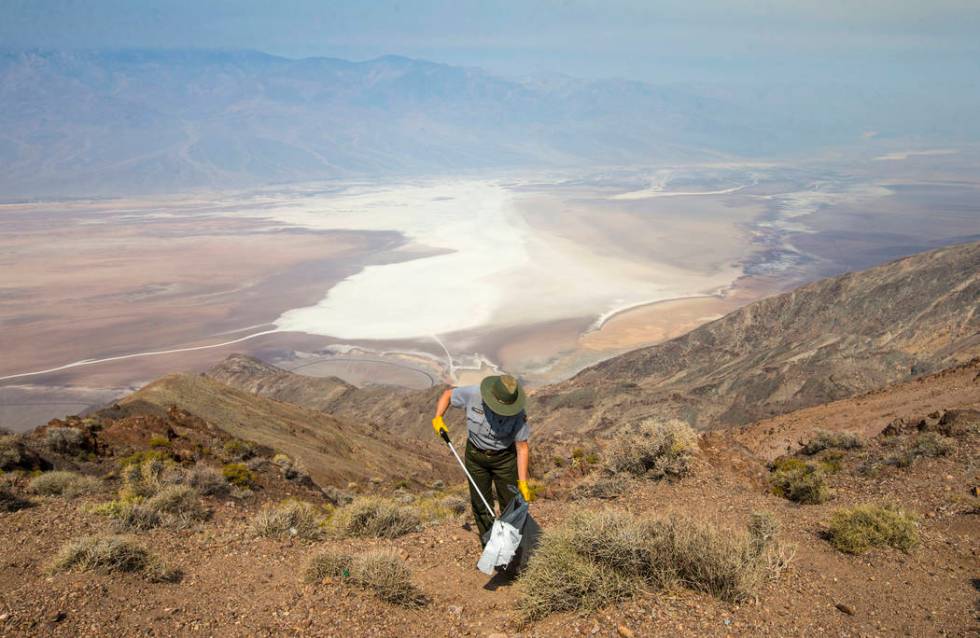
left=2, top=0, right=979, bottom=84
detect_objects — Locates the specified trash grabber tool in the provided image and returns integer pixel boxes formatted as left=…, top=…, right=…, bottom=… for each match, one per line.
left=440, top=430, right=495, bottom=520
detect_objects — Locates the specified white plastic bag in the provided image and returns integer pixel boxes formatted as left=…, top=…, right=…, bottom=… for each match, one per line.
left=477, top=519, right=522, bottom=575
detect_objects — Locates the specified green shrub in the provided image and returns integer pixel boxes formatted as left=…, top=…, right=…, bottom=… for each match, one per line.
left=826, top=504, right=918, bottom=554
left=119, top=455, right=170, bottom=499
left=118, top=449, right=171, bottom=469
left=147, top=436, right=171, bottom=449
left=329, top=496, right=420, bottom=539
left=251, top=500, right=325, bottom=540
left=605, top=419, right=698, bottom=479
left=816, top=450, right=846, bottom=474
left=29, top=471, right=101, bottom=497
left=0, top=434, right=41, bottom=471
left=800, top=430, right=863, bottom=455
left=517, top=508, right=790, bottom=621
left=49, top=534, right=180, bottom=582
left=769, top=457, right=831, bottom=504
left=222, top=463, right=256, bottom=488
left=45, top=427, right=85, bottom=454
left=909, top=432, right=954, bottom=458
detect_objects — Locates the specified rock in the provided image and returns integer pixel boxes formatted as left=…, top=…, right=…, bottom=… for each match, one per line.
left=0, top=613, right=9, bottom=622
left=617, top=625, right=636, bottom=638
left=835, top=603, right=855, bottom=616
left=972, top=486, right=980, bottom=498
left=447, top=605, right=463, bottom=618
left=50, top=611, right=67, bottom=623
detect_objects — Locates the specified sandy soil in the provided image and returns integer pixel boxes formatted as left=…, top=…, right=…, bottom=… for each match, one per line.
left=1, top=374, right=976, bottom=637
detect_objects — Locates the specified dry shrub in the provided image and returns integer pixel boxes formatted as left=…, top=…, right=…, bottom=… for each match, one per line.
left=251, top=500, right=325, bottom=540
left=885, top=432, right=956, bottom=469
left=45, top=427, right=85, bottom=454
left=112, top=486, right=209, bottom=531
left=304, top=549, right=353, bottom=582
left=604, top=419, right=697, bottom=480
left=272, top=453, right=311, bottom=484
left=439, top=494, right=468, bottom=515
left=304, top=548, right=424, bottom=606
left=518, top=508, right=789, bottom=621
left=826, top=504, right=918, bottom=555
left=0, top=487, right=32, bottom=512
left=800, top=430, right=863, bottom=455
left=350, top=549, right=425, bottom=606
left=413, top=493, right=466, bottom=523
left=186, top=463, right=229, bottom=496
left=50, top=534, right=180, bottom=582
left=571, top=475, right=628, bottom=501
left=29, top=471, right=101, bottom=497
left=768, top=457, right=831, bottom=504
left=329, top=497, right=420, bottom=539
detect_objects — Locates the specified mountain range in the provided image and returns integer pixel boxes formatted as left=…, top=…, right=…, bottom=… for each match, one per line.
left=4, top=48, right=976, bottom=198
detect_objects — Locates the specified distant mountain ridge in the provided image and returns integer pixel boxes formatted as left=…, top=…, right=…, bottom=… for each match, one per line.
left=0, top=47, right=874, bottom=197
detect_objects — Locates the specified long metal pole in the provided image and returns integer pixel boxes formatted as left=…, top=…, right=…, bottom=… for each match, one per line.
left=442, top=432, right=495, bottom=520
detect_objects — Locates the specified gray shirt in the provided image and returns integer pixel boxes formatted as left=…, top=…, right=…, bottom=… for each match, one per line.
left=450, top=385, right=529, bottom=451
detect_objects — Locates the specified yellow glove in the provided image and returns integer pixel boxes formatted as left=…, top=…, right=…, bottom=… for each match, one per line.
left=518, top=479, right=533, bottom=502
left=432, top=416, right=448, bottom=437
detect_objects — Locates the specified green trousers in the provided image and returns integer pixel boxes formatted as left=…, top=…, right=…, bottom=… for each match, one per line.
left=464, top=441, right=518, bottom=542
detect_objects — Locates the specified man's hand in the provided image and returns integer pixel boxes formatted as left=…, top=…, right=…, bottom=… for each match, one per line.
left=432, top=415, right=448, bottom=437
left=518, top=479, right=533, bottom=502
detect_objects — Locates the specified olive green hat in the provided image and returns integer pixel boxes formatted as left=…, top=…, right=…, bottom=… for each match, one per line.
left=479, top=374, right=526, bottom=417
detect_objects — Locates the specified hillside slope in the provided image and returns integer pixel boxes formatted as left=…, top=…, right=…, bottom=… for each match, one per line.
left=532, top=240, right=980, bottom=435
left=2, top=357, right=977, bottom=636
left=116, top=373, right=454, bottom=486
left=206, top=354, right=446, bottom=441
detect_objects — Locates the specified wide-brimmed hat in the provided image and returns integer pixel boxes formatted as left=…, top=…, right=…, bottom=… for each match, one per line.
left=480, top=374, right=526, bottom=417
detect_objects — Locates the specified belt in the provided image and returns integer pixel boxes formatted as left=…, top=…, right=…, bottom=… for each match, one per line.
left=468, top=441, right=515, bottom=456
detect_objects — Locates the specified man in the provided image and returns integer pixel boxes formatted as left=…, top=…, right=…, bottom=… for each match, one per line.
left=432, top=374, right=532, bottom=542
